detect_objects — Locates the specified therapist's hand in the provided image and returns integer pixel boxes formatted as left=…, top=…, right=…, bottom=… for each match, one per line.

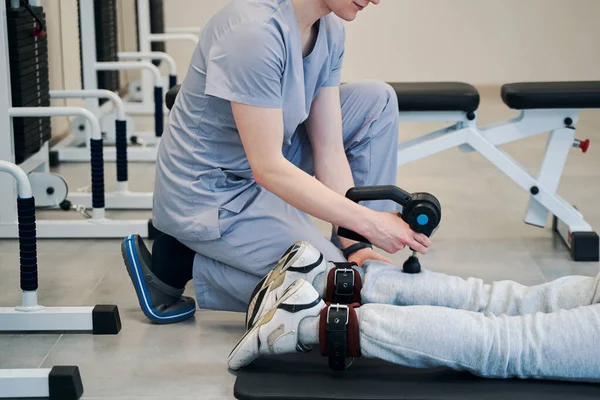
left=348, top=247, right=392, bottom=268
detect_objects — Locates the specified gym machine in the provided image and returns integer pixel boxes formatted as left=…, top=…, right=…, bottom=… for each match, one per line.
left=0, top=160, right=121, bottom=400
left=51, top=0, right=167, bottom=164
left=0, top=0, right=156, bottom=237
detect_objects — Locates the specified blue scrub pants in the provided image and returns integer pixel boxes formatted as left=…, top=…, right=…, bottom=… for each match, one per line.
left=180, top=80, right=400, bottom=312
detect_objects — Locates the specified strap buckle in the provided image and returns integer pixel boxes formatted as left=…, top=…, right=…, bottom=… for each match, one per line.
left=334, top=268, right=354, bottom=289
left=327, top=303, right=349, bottom=326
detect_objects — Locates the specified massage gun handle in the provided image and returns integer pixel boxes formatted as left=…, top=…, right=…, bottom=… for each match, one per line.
left=338, top=186, right=412, bottom=244
left=345, top=185, right=412, bottom=205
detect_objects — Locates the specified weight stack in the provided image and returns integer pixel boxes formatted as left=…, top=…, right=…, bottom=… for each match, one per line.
left=78, top=0, right=120, bottom=105
left=7, top=5, right=52, bottom=165
left=134, top=0, right=165, bottom=66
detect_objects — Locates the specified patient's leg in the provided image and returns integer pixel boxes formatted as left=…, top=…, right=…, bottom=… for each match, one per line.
left=299, top=301, right=600, bottom=382
left=359, top=261, right=600, bottom=315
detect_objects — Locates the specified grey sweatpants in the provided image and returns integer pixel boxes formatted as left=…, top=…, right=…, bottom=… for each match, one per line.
left=343, top=262, right=600, bottom=382
left=180, top=81, right=400, bottom=312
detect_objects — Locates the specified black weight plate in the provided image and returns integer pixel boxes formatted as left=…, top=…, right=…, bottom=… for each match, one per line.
left=10, top=62, right=48, bottom=80
left=12, top=90, right=50, bottom=107
left=11, top=68, right=49, bottom=89
left=9, top=47, right=48, bottom=64
left=9, top=38, right=48, bottom=51
left=10, top=56, right=49, bottom=72
left=7, top=6, right=44, bottom=18
left=14, top=132, right=45, bottom=149
left=11, top=75, right=49, bottom=94
left=7, top=18, right=46, bottom=34
left=12, top=116, right=49, bottom=132
left=9, top=36, right=47, bottom=49
left=20, top=121, right=51, bottom=139
left=9, top=44, right=48, bottom=58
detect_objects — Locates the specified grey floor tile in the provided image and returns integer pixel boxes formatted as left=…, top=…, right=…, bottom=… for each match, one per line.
left=0, top=334, right=60, bottom=369
left=41, top=311, right=240, bottom=399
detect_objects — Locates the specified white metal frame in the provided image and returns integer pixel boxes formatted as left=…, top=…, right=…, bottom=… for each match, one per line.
left=130, top=0, right=199, bottom=114
left=397, top=108, right=593, bottom=237
left=1, top=369, right=56, bottom=399
left=0, top=108, right=150, bottom=237
left=52, top=0, right=165, bottom=163
left=48, top=90, right=153, bottom=209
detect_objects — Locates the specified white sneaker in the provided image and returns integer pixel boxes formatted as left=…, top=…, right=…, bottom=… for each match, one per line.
left=245, top=241, right=328, bottom=330
left=228, top=279, right=324, bottom=371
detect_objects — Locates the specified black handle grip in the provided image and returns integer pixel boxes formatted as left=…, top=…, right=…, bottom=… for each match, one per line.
left=169, top=75, right=177, bottom=89
left=345, top=186, right=412, bottom=206
left=338, top=186, right=411, bottom=244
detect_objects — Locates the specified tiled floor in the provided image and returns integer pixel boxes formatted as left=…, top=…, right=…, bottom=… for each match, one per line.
left=1, top=88, right=599, bottom=399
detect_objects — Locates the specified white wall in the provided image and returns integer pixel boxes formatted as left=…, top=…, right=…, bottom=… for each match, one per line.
left=164, top=0, right=600, bottom=85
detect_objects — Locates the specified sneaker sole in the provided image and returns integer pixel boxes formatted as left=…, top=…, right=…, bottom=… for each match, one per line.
left=229, top=280, right=307, bottom=370
left=245, top=243, right=304, bottom=330
left=121, top=234, right=196, bottom=324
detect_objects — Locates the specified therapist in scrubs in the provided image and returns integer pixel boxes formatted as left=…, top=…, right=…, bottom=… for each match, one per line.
left=121, top=0, right=431, bottom=323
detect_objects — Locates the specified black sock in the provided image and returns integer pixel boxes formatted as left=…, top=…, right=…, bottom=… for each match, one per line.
left=151, top=234, right=195, bottom=290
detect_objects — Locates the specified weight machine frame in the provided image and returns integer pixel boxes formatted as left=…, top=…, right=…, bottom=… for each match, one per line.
left=51, top=0, right=168, bottom=163
left=129, top=0, right=198, bottom=115
left=0, top=0, right=154, bottom=234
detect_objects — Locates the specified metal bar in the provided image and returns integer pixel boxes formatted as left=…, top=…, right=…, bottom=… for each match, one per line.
left=524, top=127, right=575, bottom=227
left=0, top=368, right=51, bottom=398
left=0, top=0, right=17, bottom=226
left=55, top=146, right=158, bottom=162
left=0, top=219, right=150, bottom=239
left=49, top=90, right=126, bottom=120
left=0, top=306, right=94, bottom=332
left=118, top=52, right=177, bottom=77
left=467, top=129, right=592, bottom=232
left=0, top=161, right=33, bottom=198
left=149, top=33, right=199, bottom=44
left=67, top=192, right=153, bottom=209
left=78, top=0, right=101, bottom=117
left=136, top=0, right=153, bottom=107
left=397, top=128, right=469, bottom=167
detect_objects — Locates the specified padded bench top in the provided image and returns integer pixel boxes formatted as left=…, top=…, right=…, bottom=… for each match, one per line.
left=502, top=81, right=600, bottom=110
left=389, top=82, right=480, bottom=113
left=167, top=82, right=481, bottom=114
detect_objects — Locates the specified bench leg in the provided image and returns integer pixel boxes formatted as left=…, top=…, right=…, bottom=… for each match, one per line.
left=466, top=128, right=592, bottom=233
left=524, top=127, right=574, bottom=227
left=397, top=127, right=468, bottom=166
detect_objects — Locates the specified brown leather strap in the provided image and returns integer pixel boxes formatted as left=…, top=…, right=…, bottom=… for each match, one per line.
left=319, top=303, right=361, bottom=360
left=324, top=263, right=363, bottom=304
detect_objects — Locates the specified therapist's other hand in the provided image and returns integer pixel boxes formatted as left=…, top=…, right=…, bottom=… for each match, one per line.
left=347, top=247, right=392, bottom=267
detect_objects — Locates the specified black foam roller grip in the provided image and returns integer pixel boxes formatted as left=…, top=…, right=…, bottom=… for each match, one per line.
left=90, top=138, right=105, bottom=209
left=17, top=197, right=38, bottom=291
left=154, top=86, right=164, bottom=137
left=169, top=74, right=177, bottom=89
left=115, top=120, right=128, bottom=182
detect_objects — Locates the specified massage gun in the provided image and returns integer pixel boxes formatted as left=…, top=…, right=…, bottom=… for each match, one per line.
left=337, top=185, right=441, bottom=273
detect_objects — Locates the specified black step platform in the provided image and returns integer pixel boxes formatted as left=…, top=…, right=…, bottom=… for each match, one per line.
left=234, top=352, right=600, bottom=400
left=388, top=82, right=480, bottom=113
left=502, top=81, right=600, bottom=110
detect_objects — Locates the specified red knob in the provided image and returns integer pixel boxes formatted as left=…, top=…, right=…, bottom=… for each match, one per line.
left=579, top=139, right=590, bottom=153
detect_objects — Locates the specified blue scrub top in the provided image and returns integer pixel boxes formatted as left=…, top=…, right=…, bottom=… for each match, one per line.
left=153, top=0, right=345, bottom=242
